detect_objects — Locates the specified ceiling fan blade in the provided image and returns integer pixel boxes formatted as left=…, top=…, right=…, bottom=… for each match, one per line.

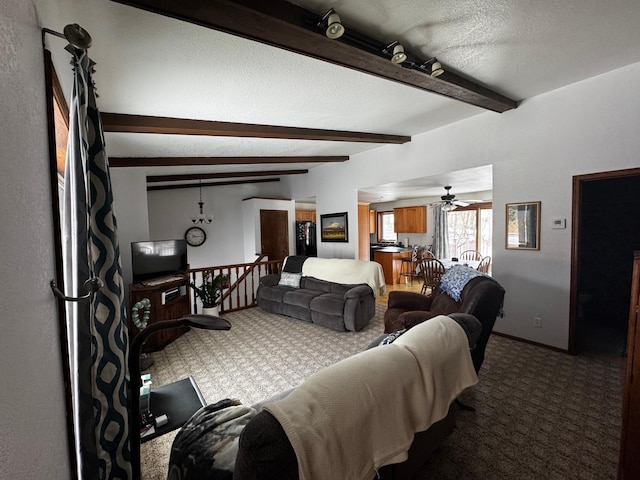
left=453, top=200, right=470, bottom=207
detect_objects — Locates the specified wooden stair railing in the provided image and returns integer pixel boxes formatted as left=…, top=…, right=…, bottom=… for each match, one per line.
left=187, top=256, right=284, bottom=314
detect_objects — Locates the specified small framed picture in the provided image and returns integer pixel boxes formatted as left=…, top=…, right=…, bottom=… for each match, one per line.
left=320, top=212, right=348, bottom=242
left=506, top=201, right=541, bottom=250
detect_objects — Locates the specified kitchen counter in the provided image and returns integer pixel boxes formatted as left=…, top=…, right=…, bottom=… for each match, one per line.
left=374, top=246, right=412, bottom=253
left=373, top=247, right=413, bottom=285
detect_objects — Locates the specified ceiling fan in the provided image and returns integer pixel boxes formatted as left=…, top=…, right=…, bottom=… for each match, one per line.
left=431, top=185, right=470, bottom=211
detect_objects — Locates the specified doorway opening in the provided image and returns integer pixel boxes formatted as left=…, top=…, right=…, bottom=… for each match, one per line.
left=570, top=167, right=640, bottom=356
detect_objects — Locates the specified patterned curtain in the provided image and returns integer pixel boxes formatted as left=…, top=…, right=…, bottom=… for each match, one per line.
left=432, top=205, right=450, bottom=259
left=62, top=45, right=131, bottom=479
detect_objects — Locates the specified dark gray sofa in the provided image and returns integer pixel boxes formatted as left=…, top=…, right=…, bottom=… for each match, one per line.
left=256, top=274, right=376, bottom=331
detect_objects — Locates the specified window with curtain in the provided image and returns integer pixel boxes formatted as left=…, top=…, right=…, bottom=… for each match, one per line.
left=447, top=203, right=493, bottom=257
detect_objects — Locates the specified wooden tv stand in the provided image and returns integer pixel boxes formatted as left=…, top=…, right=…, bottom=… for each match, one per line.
left=129, top=276, right=190, bottom=352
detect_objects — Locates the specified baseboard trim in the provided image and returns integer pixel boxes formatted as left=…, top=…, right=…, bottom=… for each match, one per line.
left=491, top=331, right=568, bottom=354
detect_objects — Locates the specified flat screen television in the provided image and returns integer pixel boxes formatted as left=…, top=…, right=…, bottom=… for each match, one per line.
left=131, top=239, right=187, bottom=283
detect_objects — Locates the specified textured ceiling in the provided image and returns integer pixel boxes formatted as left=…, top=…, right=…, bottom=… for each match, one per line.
left=35, top=0, right=640, bottom=201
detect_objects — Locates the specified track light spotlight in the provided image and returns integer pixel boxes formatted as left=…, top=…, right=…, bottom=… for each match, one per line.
left=391, top=44, right=407, bottom=64
left=319, top=9, right=345, bottom=39
left=419, top=57, right=445, bottom=77
left=326, top=12, right=344, bottom=39
left=431, top=61, right=444, bottom=77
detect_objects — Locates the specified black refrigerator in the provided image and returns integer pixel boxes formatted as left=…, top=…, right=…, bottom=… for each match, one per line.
left=296, top=221, right=317, bottom=256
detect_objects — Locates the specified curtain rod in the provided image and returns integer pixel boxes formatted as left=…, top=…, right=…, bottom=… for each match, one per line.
left=42, top=24, right=92, bottom=50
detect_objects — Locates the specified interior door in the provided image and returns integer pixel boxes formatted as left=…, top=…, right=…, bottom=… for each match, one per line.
left=260, top=209, right=289, bottom=261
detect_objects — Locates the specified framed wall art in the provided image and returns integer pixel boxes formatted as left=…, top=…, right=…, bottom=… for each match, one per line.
left=320, top=212, right=348, bottom=242
left=506, top=201, right=541, bottom=250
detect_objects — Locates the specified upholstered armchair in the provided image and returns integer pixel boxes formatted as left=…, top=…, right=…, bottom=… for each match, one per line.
left=384, top=275, right=505, bottom=373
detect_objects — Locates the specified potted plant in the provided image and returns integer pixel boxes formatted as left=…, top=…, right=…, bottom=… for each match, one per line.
left=190, top=271, right=228, bottom=316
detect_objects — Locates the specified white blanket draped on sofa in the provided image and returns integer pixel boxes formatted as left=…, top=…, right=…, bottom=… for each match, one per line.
left=290, top=257, right=386, bottom=296
left=264, top=315, right=478, bottom=480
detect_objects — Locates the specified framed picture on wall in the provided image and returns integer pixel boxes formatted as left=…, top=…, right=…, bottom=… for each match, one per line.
left=320, top=212, right=348, bottom=242
left=506, top=201, right=541, bottom=250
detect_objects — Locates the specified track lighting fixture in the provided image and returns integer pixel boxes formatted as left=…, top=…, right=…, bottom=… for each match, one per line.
left=319, top=9, right=345, bottom=39
left=391, top=44, right=407, bottom=64
left=419, top=57, right=445, bottom=77
left=311, top=13, right=444, bottom=79
left=431, top=61, right=444, bottom=77
left=384, top=41, right=408, bottom=64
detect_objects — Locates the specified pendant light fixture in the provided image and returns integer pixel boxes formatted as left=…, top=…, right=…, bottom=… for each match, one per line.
left=191, top=180, right=213, bottom=224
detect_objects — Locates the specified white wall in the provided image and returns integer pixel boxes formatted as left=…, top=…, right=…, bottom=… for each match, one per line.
left=283, top=62, right=640, bottom=350
left=147, top=182, right=284, bottom=269
left=0, top=1, right=71, bottom=478
left=111, top=168, right=149, bottom=288
left=316, top=189, right=360, bottom=258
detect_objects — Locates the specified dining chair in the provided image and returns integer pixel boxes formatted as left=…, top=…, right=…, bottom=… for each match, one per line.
left=477, top=256, right=491, bottom=274
left=419, top=258, right=446, bottom=295
left=459, top=250, right=483, bottom=261
left=419, top=249, right=435, bottom=260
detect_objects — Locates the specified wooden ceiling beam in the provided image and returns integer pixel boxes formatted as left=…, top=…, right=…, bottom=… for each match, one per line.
left=147, top=170, right=308, bottom=183
left=110, top=0, right=517, bottom=113
left=110, top=156, right=347, bottom=167
left=102, top=113, right=409, bottom=144
left=148, top=178, right=280, bottom=191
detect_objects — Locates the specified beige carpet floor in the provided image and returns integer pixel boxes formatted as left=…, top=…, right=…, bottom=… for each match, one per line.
left=140, top=305, right=624, bottom=480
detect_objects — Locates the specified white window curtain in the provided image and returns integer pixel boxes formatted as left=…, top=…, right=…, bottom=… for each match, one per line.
left=432, top=205, right=450, bottom=259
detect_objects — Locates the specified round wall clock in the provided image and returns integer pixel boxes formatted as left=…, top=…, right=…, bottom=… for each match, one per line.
left=185, top=226, right=206, bottom=247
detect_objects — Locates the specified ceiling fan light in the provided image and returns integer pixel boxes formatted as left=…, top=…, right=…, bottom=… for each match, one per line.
left=326, top=13, right=345, bottom=39
left=391, top=44, right=407, bottom=64
left=442, top=203, right=456, bottom=212
left=431, top=61, right=444, bottom=77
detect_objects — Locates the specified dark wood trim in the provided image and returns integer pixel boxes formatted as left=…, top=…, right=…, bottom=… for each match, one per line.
left=111, top=156, right=347, bottom=167
left=569, top=166, right=640, bottom=355
left=110, top=0, right=517, bottom=113
left=147, top=170, right=307, bottom=183
left=448, top=201, right=493, bottom=211
left=242, top=196, right=291, bottom=201
left=491, top=331, right=568, bottom=354
left=147, top=178, right=279, bottom=191
left=51, top=63, right=69, bottom=128
left=102, top=113, right=410, bottom=144
left=620, top=250, right=640, bottom=479
left=568, top=175, right=582, bottom=355
left=43, top=49, right=79, bottom=480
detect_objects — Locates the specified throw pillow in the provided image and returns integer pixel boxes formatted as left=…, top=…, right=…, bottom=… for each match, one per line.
left=278, top=272, right=302, bottom=288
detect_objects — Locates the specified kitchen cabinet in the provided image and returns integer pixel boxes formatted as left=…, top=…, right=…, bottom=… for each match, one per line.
left=295, top=210, right=316, bottom=222
left=394, top=206, right=426, bottom=233
left=369, top=209, right=376, bottom=234
left=358, top=203, right=370, bottom=261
